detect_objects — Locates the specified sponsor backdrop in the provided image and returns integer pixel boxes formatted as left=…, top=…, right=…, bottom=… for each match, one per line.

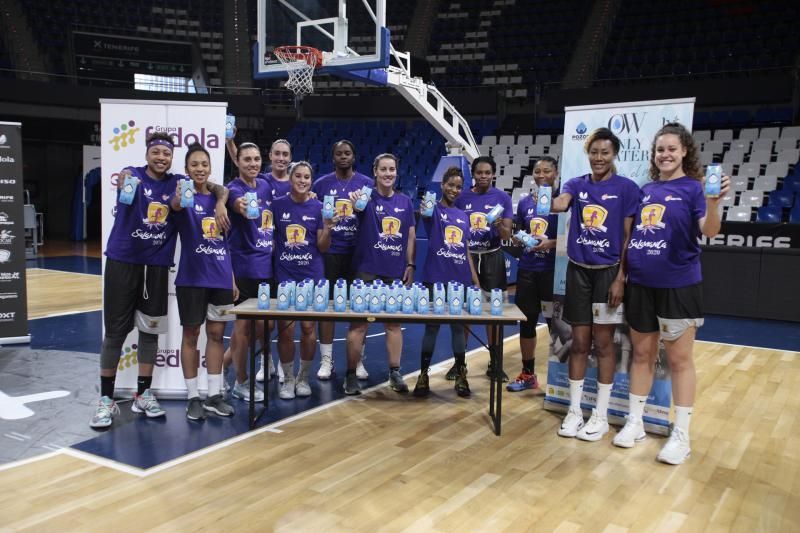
left=544, top=98, right=695, bottom=434
left=0, top=122, right=29, bottom=344
left=101, top=99, right=226, bottom=397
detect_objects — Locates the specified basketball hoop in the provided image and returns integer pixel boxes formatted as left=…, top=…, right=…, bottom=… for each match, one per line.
left=274, top=45, right=323, bottom=96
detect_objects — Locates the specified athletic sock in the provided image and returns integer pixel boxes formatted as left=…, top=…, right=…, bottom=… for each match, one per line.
left=137, top=375, right=152, bottom=396
left=628, top=393, right=648, bottom=422
left=100, top=375, right=116, bottom=399
left=674, top=405, right=693, bottom=434
left=568, top=379, right=584, bottom=412
left=595, top=382, right=613, bottom=417
left=299, top=359, right=312, bottom=374
left=185, top=377, right=199, bottom=399
left=454, top=352, right=466, bottom=367
left=207, top=374, right=221, bottom=397
left=320, top=343, right=333, bottom=359
left=522, top=358, right=535, bottom=374
left=281, top=363, right=294, bottom=380
left=346, top=368, right=356, bottom=377
left=390, top=366, right=400, bottom=373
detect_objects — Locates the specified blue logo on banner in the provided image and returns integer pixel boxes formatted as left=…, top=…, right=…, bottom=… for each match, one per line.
left=576, top=122, right=587, bottom=134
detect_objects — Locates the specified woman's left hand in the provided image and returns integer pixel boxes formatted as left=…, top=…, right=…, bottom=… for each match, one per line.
left=608, top=278, right=625, bottom=307
left=402, top=265, right=414, bottom=285
left=232, top=283, right=240, bottom=303
left=215, top=202, right=231, bottom=233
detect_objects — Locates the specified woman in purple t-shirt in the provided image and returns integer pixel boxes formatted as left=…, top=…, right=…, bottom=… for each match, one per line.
left=413, top=167, right=480, bottom=398
left=343, top=153, right=416, bottom=396
left=271, top=162, right=335, bottom=400
left=549, top=127, right=639, bottom=442
left=170, top=143, right=237, bottom=421
left=615, top=122, right=729, bottom=465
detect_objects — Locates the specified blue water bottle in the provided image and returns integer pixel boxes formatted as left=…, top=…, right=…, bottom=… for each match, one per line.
left=433, top=283, right=446, bottom=315
left=536, top=185, right=552, bottom=216
left=295, top=281, right=308, bottom=311
left=421, top=191, right=436, bottom=217
left=180, top=179, right=195, bottom=208
left=313, top=280, right=329, bottom=311
left=417, top=285, right=430, bottom=314
left=257, top=282, right=270, bottom=310
left=515, top=230, right=539, bottom=251
left=490, top=288, right=503, bottom=316
left=354, top=186, right=372, bottom=211
left=401, top=286, right=415, bottom=313
left=333, top=280, right=347, bottom=312
left=118, top=175, right=138, bottom=205
left=468, top=286, right=483, bottom=315
left=485, top=203, right=504, bottom=224
left=277, top=282, right=290, bottom=310
left=448, top=282, right=464, bottom=315
left=245, top=191, right=259, bottom=219
left=322, top=195, right=335, bottom=219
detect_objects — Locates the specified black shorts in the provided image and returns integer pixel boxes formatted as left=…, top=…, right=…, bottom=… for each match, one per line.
left=515, top=268, right=554, bottom=323
left=563, top=261, right=619, bottom=326
left=324, top=253, right=354, bottom=296
left=471, top=248, right=507, bottom=291
left=355, top=272, right=396, bottom=285
left=234, top=276, right=277, bottom=305
left=176, top=286, right=235, bottom=327
left=625, top=282, right=704, bottom=335
left=103, top=258, right=170, bottom=336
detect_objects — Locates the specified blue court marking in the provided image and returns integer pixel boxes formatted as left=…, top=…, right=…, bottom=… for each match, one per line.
left=698, top=314, right=800, bottom=352
left=26, top=256, right=102, bottom=275
left=70, top=320, right=517, bottom=469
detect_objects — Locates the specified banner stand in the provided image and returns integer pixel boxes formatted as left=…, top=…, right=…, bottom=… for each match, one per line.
left=0, top=121, right=30, bottom=345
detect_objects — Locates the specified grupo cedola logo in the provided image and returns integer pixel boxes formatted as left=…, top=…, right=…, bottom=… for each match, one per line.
left=108, top=120, right=140, bottom=151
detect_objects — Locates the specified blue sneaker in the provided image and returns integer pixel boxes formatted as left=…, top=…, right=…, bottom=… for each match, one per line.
left=89, top=396, right=120, bottom=428
left=506, top=372, right=539, bottom=392
left=131, top=389, right=166, bottom=418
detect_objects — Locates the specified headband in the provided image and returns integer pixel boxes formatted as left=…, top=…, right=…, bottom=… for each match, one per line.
left=147, top=139, right=174, bottom=150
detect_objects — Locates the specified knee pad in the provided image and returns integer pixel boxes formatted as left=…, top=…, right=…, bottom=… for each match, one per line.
left=520, top=321, right=537, bottom=339
left=657, top=317, right=704, bottom=341
left=136, top=331, right=159, bottom=364
left=100, top=334, right=127, bottom=370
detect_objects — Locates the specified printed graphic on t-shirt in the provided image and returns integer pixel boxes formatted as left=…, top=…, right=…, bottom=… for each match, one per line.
left=580, top=204, right=608, bottom=234
left=380, top=216, right=402, bottom=240
left=444, top=225, right=464, bottom=248
left=201, top=217, right=221, bottom=241
left=285, top=224, right=308, bottom=248
left=530, top=217, right=548, bottom=237
left=260, top=209, right=273, bottom=233
left=468, top=211, right=489, bottom=234
left=636, top=203, right=666, bottom=234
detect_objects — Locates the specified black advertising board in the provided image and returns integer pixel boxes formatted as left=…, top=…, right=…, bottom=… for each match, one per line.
left=73, top=31, right=193, bottom=81
left=0, top=122, right=29, bottom=343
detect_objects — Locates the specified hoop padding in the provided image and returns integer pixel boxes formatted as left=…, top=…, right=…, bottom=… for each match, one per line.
left=274, top=46, right=323, bottom=96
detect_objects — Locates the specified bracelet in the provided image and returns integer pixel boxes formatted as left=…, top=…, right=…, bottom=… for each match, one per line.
left=406, top=264, right=415, bottom=269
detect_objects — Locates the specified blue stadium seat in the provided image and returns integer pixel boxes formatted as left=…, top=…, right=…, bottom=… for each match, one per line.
left=756, top=206, right=783, bottom=223
left=768, top=190, right=795, bottom=208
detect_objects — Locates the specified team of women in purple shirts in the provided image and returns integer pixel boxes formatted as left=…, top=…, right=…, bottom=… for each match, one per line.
left=92, top=122, right=728, bottom=466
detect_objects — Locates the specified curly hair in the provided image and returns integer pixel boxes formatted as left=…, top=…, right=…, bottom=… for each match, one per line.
left=648, top=122, right=702, bottom=181
left=442, top=166, right=464, bottom=184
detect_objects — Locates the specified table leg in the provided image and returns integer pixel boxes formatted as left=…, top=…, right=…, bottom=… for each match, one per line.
left=488, top=332, right=496, bottom=418
left=249, top=318, right=256, bottom=429
left=263, top=318, right=269, bottom=412
left=494, top=324, right=504, bottom=436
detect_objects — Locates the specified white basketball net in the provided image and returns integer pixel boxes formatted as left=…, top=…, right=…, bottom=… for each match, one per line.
left=274, top=47, right=320, bottom=96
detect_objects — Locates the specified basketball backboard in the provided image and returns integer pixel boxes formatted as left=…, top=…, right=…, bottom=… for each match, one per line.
left=255, top=0, right=390, bottom=81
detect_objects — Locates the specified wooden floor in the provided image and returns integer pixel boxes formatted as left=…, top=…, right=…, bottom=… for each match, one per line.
left=0, top=338, right=797, bottom=532
left=26, top=268, right=101, bottom=319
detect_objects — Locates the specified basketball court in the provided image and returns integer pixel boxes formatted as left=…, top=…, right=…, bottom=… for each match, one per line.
left=1, top=1, right=800, bottom=530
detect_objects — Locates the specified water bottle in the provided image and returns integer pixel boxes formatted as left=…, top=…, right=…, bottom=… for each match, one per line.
left=277, top=282, right=290, bottom=310
left=421, top=191, right=436, bottom=217
left=118, top=175, right=138, bottom=205
left=401, top=286, right=415, bottom=314
left=295, top=281, right=308, bottom=311
left=322, top=195, right=335, bottom=219
left=416, top=285, right=430, bottom=314
left=333, top=280, right=347, bottom=312
left=180, top=179, right=195, bottom=208
left=536, top=185, right=552, bottom=216
left=433, top=283, right=446, bottom=315
left=257, top=282, right=270, bottom=310
left=354, top=186, right=372, bottom=211
left=485, top=204, right=504, bottom=224
left=245, top=191, right=259, bottom=219
left=490, top=288, right=503, bottom=316
left=515, top=229, right=539, bottom=251
left=468, top=286, right=483, bottom=315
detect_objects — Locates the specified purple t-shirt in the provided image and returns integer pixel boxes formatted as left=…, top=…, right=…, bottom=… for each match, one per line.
left=105, top=166, right=180, bottom=266
left=263, top=172, right=291, bottom=199
left=516, top=194, right=558, bottom=272
left=227, top=177, right=274, bottom=280
left=173, top=192, right=233, bottom=289
left=562, top=173, right=640, bottom=266
left=421, top=203, right=472, bottom=285
left=627, top=177, right=706, bottom=288
left=272, top=195, right=325, bottom=282
left=311, top=171, right=374, bottom=254
left=352, top=191, right=415, bottom=279
left=455, top=187, right=513, bottom=252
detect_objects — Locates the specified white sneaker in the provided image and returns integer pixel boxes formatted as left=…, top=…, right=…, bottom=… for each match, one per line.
left=317, top=353, right=334, bottom=380
left=577, top=409, right=609, bottom=442
left=232, top=380, right=264, bottom=402
left=279, top=378, right=296, bottom=400
left=558, top=408, right=585, bottom=437
left=613, top=416, right=647, bottom=448
left=295, top=368, right=311, bottom=397
left=356, top=358, right=369, bottom=380
left=657, top=427, right=691, bottom=465
left=255, top=354, right=275, bottom=383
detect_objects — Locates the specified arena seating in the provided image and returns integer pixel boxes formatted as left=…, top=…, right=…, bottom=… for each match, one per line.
left=599, top=0, right=800, bottom=83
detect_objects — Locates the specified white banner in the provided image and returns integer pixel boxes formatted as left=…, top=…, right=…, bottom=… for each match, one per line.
left=545, top=98, right=695, bottom=434
left=101, top=99, right=227, bottom=398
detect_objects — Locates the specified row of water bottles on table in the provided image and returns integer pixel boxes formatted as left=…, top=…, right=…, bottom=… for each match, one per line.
left=256, top=279, right=505, bottom=316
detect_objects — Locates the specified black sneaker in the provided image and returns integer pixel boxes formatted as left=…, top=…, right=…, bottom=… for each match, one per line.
left=203, top=394, right=235, bottom=417
left=445, top=363, right=459, bottom=381
left=413, top=372, right=430, bottom=397
left=343, top=373, right=361, bottom=395
left=455, top=366, right=471, bottom=397
left=186, top=397, right=207, bottom=421
left=486, top=361, right=509, bottom=382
